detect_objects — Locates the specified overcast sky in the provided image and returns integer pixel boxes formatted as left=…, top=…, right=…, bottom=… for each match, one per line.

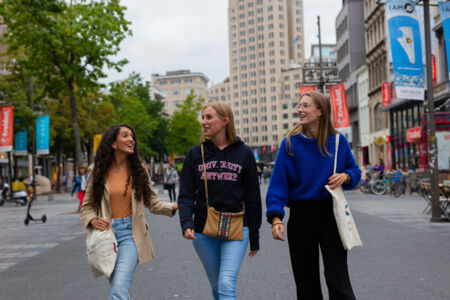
left=105, top=0, right=341, bottom=86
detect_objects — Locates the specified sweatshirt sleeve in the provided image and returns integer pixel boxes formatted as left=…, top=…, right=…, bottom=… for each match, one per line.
left=243, top=147, right=262, bottom=251
left=178, top=148, right=196, bottom=236
left=265, top=139, right=290, bottom=222
left=340, top=134, right=362, bottom=190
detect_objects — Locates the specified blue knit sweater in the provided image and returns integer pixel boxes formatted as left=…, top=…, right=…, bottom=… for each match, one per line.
left=266, top=133, right=361, bottom=221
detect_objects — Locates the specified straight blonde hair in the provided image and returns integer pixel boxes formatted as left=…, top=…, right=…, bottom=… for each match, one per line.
left=201, top=102, right=237, bottom=143
left=286, top=91, right=337, bottom=156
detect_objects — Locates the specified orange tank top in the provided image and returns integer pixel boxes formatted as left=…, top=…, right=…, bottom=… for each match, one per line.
left=108, top=170, right=132, bottom=218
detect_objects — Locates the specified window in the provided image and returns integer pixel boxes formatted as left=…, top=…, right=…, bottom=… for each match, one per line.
left=172, top=89, right=180, bottom=95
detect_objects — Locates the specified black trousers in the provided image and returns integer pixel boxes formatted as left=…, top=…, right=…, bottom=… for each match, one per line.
left=168, top=184, right=177, bottom=202
left=287, top=201, right=356, bottom=300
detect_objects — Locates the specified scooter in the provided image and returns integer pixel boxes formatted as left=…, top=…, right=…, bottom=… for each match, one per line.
left=0, top=183, right=28, bottom=206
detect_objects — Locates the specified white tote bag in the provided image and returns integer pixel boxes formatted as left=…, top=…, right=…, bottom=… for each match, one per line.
left=325, top=134, right=363, bottom=250
left=86, top=203, right=118, bottom=278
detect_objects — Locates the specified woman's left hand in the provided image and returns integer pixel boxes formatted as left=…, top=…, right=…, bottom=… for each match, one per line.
left=327, top=173, right=348, bottom=190
left=248, top=250, right=258, bottom=257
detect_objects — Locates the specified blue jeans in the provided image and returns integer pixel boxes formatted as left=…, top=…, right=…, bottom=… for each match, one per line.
left=193, top=227, right=249, bottom=300
left=109, top=217, right=138, bottom=300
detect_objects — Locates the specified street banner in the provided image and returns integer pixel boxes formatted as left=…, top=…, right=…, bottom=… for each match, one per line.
left=328, top=84, right=350, bottom=128
left=253, top=148, right=259, bottom=162
left=14, top=130, right=28, bottom=156
left=382, top=82, right=390, bottom=107
left=439, top=2, right=450, bottom=82
left=93, top=134, right=103, bottom=153
left=36, top=115, right=50, bottom=155
left=299, top=85, right=317, bottom=95
left=386, top=0, right=424, bottom=100
left=0, top=106, right=14, bottom=152
left=432, top=54, right=437, bottom=85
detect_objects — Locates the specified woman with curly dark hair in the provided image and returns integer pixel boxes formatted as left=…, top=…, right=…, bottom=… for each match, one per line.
left=81, top=124, right=178, bottom=300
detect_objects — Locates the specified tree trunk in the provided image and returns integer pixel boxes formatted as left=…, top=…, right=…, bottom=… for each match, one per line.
left=68, top=80, right=82, bottom=170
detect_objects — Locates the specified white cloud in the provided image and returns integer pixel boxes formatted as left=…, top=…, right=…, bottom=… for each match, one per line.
left=105, top=0, right=341, bottom=86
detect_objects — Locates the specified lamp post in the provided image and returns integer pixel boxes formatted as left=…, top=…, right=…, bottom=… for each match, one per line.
left=422, top=0, right=441, bottom=222
left=317, top=16, right=325, bottom=93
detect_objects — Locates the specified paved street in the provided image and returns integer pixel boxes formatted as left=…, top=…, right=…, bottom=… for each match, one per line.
left=0, top=184, right=449, bottom=299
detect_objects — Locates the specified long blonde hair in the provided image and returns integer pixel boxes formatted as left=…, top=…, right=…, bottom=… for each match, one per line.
left=201, top=102, right=237, bottom=143
left=286, top=91, right=337, bottom=156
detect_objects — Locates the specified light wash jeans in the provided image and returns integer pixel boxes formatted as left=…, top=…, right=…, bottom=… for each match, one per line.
left=193, top=227, right=249, bottom=300
left=109, top=217, right=138, bottom=300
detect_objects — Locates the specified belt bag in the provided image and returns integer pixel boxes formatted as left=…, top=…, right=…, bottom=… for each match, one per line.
left=201, top=144, right=244, bottom=241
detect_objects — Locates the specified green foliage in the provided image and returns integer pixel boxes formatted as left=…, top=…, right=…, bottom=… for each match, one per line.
left=0, top=0, right=131, bottom=166
left=167, top=91, right=204, bottom=156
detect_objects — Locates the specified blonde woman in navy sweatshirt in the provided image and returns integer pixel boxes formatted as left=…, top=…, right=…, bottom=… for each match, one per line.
left=266, top=91, right=361, bottom=300
left=178, top=102, right=262, bottom=300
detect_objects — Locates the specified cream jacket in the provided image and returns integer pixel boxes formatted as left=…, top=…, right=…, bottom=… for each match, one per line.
left=81, top=165, right=174, bottom=276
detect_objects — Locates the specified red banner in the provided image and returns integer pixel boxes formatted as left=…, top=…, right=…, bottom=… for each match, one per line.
left=328, top=84, right=350, bottom=128
left=406, top=126, right=421, bottom=142
left=432, top=54, right=437, bottom=85
left=0, top=106, right=14, bottom=152
left=382, top=82, right=390, bottom=107
left=299, top=85, right=317, bottom=95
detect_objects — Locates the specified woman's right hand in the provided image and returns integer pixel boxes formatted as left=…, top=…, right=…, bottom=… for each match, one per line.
left=91, top=217, right=110, bottom=231
left=183, top=228, right=196, bottom=240
left=271, top=217, right=285, bottom=241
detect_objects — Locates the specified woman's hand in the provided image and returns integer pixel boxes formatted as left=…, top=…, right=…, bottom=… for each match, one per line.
left=248, top=250, right=258, bottom=257
left=271, top=217, right=285, bottom=241
left=327, top=173, right=349, bottom=190
left=91, top=217, right=110, bottom=231
left=184, top=228, right=196, bottom=240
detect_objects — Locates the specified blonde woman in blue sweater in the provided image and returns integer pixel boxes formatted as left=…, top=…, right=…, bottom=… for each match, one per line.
left=266, top=91, right=361, bottom=300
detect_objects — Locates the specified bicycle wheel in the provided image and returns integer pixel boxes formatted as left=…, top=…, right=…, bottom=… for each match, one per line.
left=371, top=180, right=386, bottom=195
left=392, top=182, right=404, bottom=198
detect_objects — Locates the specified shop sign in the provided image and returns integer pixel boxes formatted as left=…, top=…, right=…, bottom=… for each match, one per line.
left=382, top=82, right=390, bottom=107
left=374, top=136, right=387, bottom=146
left=329, top=84, right=350, bottom=128
left=432, top=54, right=437, bottom=85
left=406, top=126, right=421, bottom=142
left=299, top=85, right=317, bottom=95
left=386, top=0, right=424, bottom=100
left=36, top=115, right=50, bottom=155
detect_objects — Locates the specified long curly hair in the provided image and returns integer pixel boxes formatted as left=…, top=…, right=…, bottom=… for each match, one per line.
left=89, top=124, right=151, bottom=212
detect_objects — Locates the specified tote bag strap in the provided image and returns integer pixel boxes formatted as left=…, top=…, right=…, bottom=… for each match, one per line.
left=333, top=133, right=340, bottom=175
left=200, top=144, right=209, bottom=206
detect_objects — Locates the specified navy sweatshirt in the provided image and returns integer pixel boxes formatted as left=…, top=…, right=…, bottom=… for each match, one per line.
left=178, top=138, right=262, bottom=251
left=266, top=133, right=361, bottom=222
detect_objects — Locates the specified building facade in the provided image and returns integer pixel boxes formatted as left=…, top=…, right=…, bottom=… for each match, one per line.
left=223, top=0, right=305, bottom=149
left=336, top=0, right=366, bottom=162
left=364, top=0, right=390, bottom=167
left=151, top=70, right=209, bottom=115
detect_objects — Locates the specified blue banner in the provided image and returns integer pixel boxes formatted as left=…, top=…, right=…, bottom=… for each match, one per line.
left=14, top=130, right=28, bottom=156
left=439, top=2, right=450, bottom=81
left=36, top=115, right=50, bottom=155
left=386, top=0, right=424, bottom=100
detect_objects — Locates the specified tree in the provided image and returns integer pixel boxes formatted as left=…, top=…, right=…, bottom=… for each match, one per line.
left=167, top=91, right=204, bottom=156
left=0, top=0, right=131, bottom=168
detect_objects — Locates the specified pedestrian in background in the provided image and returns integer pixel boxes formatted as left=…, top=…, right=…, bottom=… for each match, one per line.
left=164, top=162, right=179, bottom=202
left=81, top=124, right=178, bottom=300
left=266, top=91, right=361, bottom=300
left=178, top=102, right=262, bottom=300
left=71, top=164, right=89, bottom=211
left=372, top=158, right=385, bottom=179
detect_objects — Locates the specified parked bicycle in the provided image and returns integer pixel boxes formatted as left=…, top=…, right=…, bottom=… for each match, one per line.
left=390, top=172, right=427, bottom=197
left=371, top=171, right=403, bottom=196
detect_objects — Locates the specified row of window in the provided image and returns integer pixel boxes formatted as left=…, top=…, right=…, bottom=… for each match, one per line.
left=158, top=78, right=193, bottom=85
left=160, top=88, right=201, bottom=97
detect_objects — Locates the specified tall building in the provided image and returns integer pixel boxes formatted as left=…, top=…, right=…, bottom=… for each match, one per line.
left=364, top=0, right=390, bottom=166
left=335, top=0, right=366, bottom=161
left=212, top=0, right=305, bottom=150
left=151, top=70, right=209, bottom=115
